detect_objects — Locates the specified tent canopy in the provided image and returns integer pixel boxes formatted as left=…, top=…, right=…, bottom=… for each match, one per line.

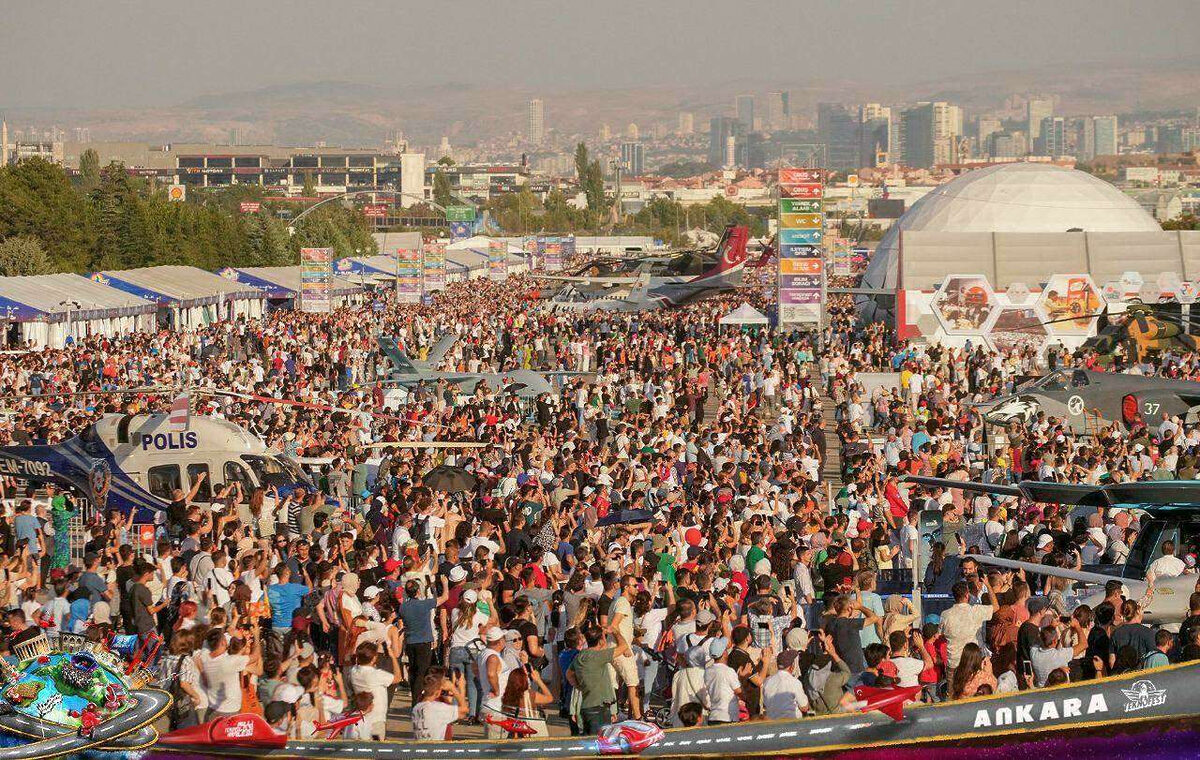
left=0, top=273, right=156, bottom=322
left=719, top=303, right=769, bottom=325
left=226, top=266, right=365, bottom=298
left=96, top=266, right=261, bottom=307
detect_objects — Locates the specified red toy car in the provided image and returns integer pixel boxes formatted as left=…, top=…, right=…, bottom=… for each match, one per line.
left=595, top=720, right=665, bottom=755
left=70, top=703, right=104, bottom=738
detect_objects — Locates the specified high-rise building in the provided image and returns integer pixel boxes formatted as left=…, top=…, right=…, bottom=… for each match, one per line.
left=1027, top=97, right=1054, bottom=146
left=859, top=104, right=891, bottom=168
left=620, top=142, right=645, bottom=176
left=1157, top=126, right=1185, bottom=155
left=724, top=135, right=737, bottom=168
left=736, top=132, right=768, bottom=169
left=1093, top=116, right=1118, bottom=157
left=1183, top=127, right=1200, bottom=153
left=626, top=123, right=639, bottom=140
left=598, top=123, right=612, bottom=141
left=1040, top=116, right=1067, bottom=157
left=977, top=117, right=1002, bottom=145
left=899, top=102, right=961, bottom=168
left=708, top=116, right=743, bottom=166
left=528, top=99, right=545, bottom=144
left=735, top=95, right=755, bottom=130
left=1077, top=118, right=1096, bottom=161
left=678, top=112, right=694, bottom=135
left=765, top=91, right=789, bottom=130
left=0, top=120, right=7, bottom=166
left=989, top=132, right=1018, bottom=159
left=817, top=103, right=860, bottom=171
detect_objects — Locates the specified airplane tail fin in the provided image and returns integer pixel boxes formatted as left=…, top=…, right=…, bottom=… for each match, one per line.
left=424, top=333, right=458, bottom=368
left=752, top=235, right=776, bottom=268
left=377, top=335, right=418, bottom=375
left=695, top=225, right=749, bottom=282
left=629, top=272, right=652, bottom=302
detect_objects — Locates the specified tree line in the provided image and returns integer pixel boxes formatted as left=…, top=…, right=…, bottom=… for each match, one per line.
left=0, top=153, right=378, bottom=277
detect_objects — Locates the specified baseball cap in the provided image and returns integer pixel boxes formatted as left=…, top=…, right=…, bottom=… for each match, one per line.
left=463, top=589, right=479, bottom=604
left=1037, top=534, right=1054, bottom=549
left=363, top=586, right=383, bottom=599
left=384, top=559, right=403, bottom=573
left=696, top=609, right=716, bottom=627
left=785, top=628, right=810, bottom=651
left=485, top=628, right=506, bottom=643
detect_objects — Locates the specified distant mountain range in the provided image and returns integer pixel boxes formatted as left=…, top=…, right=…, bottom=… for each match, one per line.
left=7, top=58, right=1199, bottom=149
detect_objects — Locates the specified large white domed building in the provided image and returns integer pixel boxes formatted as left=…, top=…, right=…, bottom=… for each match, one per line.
left=862, top=162, right=1161, bottom=293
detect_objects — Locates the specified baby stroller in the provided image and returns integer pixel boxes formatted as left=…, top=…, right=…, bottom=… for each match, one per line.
left=638, top=630, right=678, bottom=728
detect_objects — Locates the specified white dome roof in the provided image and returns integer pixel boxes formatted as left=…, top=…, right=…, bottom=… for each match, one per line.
left=863, top=163, right=1160, bottom=294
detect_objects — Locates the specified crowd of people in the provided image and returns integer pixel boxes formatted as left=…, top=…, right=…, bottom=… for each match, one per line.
left=0, top=261, right=1197, bottom=743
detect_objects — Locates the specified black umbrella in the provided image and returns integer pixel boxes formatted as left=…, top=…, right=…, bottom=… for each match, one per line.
left=421, top=464, right=479, bottom=493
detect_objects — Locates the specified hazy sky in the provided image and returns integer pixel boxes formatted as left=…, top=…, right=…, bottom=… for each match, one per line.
left=2, top=0, right=1194, bottom=108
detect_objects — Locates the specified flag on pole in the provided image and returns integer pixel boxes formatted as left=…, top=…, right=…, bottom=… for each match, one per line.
left=168, top=393, right=190, bottom=432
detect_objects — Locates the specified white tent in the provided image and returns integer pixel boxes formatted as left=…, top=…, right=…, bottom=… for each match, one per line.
left=719, top=303, right=769, bottom=326
left=0, top=273, right=157, bottom=348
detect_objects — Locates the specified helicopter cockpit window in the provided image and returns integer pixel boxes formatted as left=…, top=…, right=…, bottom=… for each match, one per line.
left=147, top=464, right=181, bottom=500
left=1071, top=370, right=1090, bottom=388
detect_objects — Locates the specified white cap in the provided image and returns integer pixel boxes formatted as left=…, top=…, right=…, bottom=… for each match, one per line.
left=1037, top=534, right=1054, bottom=549
left=463, top=589, right=479, bottom=604
left=363, top=586, right=383, bottom=598
left=485, top=627, right=506, bottom=643
left=449, top=566, right=468, bottom=583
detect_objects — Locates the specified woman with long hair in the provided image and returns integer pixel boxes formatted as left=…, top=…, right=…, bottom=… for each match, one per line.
left=492, top=666, right=553, bottom=738
left=447, top=593, right=489, bottom=721
left=950, top=642, right=996, bottom=700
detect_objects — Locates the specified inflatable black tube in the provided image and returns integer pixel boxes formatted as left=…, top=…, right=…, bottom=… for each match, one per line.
left=147, top=662, right=1200, bottom=759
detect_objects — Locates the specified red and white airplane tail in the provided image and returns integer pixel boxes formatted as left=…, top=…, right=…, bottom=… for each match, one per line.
left=696, top=225, right=749, bottom=282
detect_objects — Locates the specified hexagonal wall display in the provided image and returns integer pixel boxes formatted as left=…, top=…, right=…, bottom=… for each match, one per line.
left=987, top=306, right=1050, bottom=356
left=931, top=274, right=997, bottom=335
left=1035, top=273, right=1105, bottom=336
left=1006, top=282, right=1031, bottom=305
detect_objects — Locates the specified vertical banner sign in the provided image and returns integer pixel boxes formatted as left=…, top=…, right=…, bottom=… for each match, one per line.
left=543, top=236, right=563, bottom=272
left=777, top=169, right=825, bottom=326
left=395, top=247, right=423, bottom=303
left=488, top=240, right=508, bottom=280
left=523, top=237, right=538, bottom=269
left=562, top=235, right=576, bottom=265
left=299, top=247, right=333, bottom=313
left=422, top=241, right=446, bottom=292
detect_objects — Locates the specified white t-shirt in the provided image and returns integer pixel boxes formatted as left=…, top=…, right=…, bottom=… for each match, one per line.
left=703, top=662, right=741, bottom=723
left=889, top=655, right=925, bottom=688
left=412, top=699, right=459, bottom=740
left=207, top=566, right=235, bottom=609
left=347, top=664, right=394, bottom=738
left=198, top=652, right=250, bottom=714
left=762, top=669, right=808, bottom=719
left=1148, top=554, right=1186, bottom=579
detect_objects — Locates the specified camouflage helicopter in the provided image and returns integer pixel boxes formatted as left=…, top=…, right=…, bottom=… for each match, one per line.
left=1041, top=300, right=1198, bottom=363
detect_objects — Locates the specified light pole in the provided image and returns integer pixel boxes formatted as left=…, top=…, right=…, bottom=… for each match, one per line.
left=58, top=299, right=81, bottom=346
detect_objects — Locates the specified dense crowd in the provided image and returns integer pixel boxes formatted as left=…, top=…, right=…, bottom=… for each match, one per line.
left=0, top=266, right=1198, bottom=743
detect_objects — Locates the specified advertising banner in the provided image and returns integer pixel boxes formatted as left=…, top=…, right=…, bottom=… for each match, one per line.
left=299, top=247, right=333, bottom=313
left=239, top=201, right=261, bottom=214
left=422, top=241, right=446, bottom=292
left=562, top=235, right=576, bottom=261
left=778, top=167, right=825, bottom=327
left=542, top=236, right=563, bottom=272
left=395, top=247, right=423, bottom=303
left=362, top=204, right=389, bottom=218
left=488, top=240, right=508, bottom=280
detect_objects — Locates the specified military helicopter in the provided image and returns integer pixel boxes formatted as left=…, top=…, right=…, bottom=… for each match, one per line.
left=1081, top=301, right=1197, bottom=362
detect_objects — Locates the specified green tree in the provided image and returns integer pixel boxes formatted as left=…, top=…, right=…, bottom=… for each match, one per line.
left=290, top=203, right=377, bottom=260
left=574, top=142, right=589, bottom=181
left=301, top=171, right=316, bottom=197
left=79, top=148, right=101, bottom=191
left=437, top=155, right=455, bottom=167
left=0, top=157, right=96, bottom=272
left=583, top=159, right=606, bottom=213
left=0, top=235, right=51, bottom=276
left=432, top=169, right=454, bottom=209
